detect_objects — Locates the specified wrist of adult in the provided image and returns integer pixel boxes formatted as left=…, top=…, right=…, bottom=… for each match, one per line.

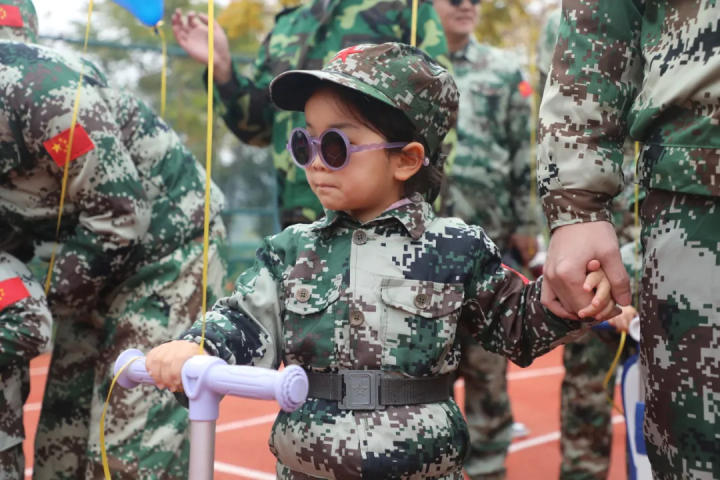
left=541, top=189, right=613, bottom=231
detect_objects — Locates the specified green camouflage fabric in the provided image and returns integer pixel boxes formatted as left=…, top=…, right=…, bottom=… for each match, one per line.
left=446, top=37, right=537, bottom=249
left=181, top=196, right=596, bottom=479
left=537, top=1, right=720, bottom=231
left=639, top=189, right=720, bottom=479
left=535, top=9, right=560, bottom=97
left=211, top=0, right=456, bottom=223
left=0, top=252, right=52, bottom=479
left=0, top=0, right=37, bottom=43
left=537, top=3, right=720, bottom=476
left=271, top=42, right=458, bottom=163
left=0, top=1, right=228, bottom=476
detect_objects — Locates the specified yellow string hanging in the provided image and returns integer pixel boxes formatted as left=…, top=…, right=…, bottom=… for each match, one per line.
left=603, top=330, right=627, bottom=415
left=153, top=22, right=168, bottom=118
left=198, top=0, right=216, bottom=354
left=43, top=0, right=95, bottom=295
left=410, top=0, right=418, bottom=47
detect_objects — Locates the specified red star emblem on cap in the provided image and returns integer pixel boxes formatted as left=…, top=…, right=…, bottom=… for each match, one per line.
left=332, top=46, right=364, bottom=63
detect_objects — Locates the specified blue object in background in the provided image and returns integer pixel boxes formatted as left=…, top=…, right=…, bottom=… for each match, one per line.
left=112, top=0, right=164, bottom=27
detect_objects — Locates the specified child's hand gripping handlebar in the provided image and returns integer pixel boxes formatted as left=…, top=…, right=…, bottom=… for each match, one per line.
left=113, top=349, right=309, bottom=421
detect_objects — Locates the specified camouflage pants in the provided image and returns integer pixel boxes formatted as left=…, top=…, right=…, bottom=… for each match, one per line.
left=275, top=462, right=465, bottom=479
left=640, top=189, right=720, bottom=479
left=33, top=223, right=227, bottom=480
left=456, top=334, right=512, bottom=480
left=560, top=330, right=635, bottom=480
left=0, top=443, right=24, bottom=480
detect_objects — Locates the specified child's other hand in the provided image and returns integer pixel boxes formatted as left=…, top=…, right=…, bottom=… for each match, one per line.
left=145, top=340, right=207, bottom=392
left=577, top=260, right=622, bottom=321
left=608, top=305, right=638, bottom=332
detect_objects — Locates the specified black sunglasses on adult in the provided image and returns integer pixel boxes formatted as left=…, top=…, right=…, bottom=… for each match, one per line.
left=449, top=0, right=480, bottom=6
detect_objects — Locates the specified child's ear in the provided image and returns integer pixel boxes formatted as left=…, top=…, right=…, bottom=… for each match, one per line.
left=393, top=142, right=425, bottom=182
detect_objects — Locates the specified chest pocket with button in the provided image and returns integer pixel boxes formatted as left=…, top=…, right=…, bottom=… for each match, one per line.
left=379, top=278, right=465, bottom=376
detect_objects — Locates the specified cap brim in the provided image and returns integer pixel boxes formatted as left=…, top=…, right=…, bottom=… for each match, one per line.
left=270, top=70, right=398, bottom=113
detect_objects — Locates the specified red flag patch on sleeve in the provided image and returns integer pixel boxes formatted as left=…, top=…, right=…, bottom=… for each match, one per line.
left=0, top=5, right=24, bottom=28
left=43, top=124, right=95, bottom=167
left=518, top=80, right=533, bottom=98
left=501, top=264, right=529, bottom=285
left=0, top=277, right=31, bottom=311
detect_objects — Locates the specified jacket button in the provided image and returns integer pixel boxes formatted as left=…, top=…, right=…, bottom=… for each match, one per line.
left=349, top=310, right=365, bottom=326
left=414, top=294, right=430, bottom=309
left=295, top=288, right=311, bottom=303
left=353, top=230, right=367, bottom=245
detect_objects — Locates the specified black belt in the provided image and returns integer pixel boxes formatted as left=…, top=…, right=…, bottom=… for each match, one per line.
left=306, top=371, right=451, bottom=410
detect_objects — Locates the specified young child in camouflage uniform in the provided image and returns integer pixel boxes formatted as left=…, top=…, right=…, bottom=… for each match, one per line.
left=147, top=43, right=617, bottom=479
left=0, top=251, right=52, bottom=480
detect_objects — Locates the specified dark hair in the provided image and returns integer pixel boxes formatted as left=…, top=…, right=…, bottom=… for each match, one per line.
left=318, top=83, right=444, bottom=200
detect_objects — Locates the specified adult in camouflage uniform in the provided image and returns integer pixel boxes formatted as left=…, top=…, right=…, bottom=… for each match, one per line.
left=432, top=0, right=537, bottom=477
left=0, top=1, right=227, bottom=478
left=537, top=9, right=641, bottom=479
left=147, top=42, right=616, bottom=479
left=0, top=251, right=52, bottom=480
left=172, top=0, right=457, bottom=228
left=538, top=2, right=720, bottom=478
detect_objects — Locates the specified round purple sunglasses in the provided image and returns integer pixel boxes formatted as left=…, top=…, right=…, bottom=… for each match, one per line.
left=286, top=127, right=429, bottom=171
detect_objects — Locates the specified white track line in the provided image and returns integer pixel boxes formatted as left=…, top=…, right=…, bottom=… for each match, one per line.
left=23, top=402, right=41, bottom=412
left=509, top=415, right=625, bottom=453
left=213, top=462, right=276, bottom=479
left=30, top=366, right=48, bottom=376
left=216, top=414, right=279, bottom=433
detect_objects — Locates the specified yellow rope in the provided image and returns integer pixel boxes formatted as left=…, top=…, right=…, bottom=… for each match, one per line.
left=198, top=0, right=215, bottom=354
left=410, top=0, right=418, bottom=47
left=100, top=356, right=142, bottom=480
left=43, top=0, right=94, bottom=295
left=603, top=331, right=627, bottom=415
left=154, top=22, right=168, bottom=118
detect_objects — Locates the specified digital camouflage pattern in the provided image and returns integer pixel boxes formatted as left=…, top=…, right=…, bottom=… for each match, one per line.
left=639, top=189, right=720, bottom=479
left=446, top=37, right=537, bottom=250
left=445, top=37, right=534, bottom=480
left=537, top=1, right=720, bottom=230
left=0, top=1, right=228, bottom=477
left=271, top=42, right=458, bottom=164
left=211, top=0, right=456, bottom=223
left=0, top=252, right=52, bottom=479
left=537, top=2, right=720, bottom=477
left=181, top=197, right=596, bottom=479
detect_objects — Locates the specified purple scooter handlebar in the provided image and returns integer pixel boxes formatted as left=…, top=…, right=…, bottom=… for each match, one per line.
left=113, top=349, right=308, bottom=421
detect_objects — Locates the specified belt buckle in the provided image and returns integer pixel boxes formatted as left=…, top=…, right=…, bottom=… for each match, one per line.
left=338, top=370, right=385, bottom=411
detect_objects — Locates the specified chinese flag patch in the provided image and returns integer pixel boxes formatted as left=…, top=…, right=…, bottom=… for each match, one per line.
left=518, top=80, right=533, bottom=98
left=501, top=264, right=529, bottom=285
left=43, top=124, right=95, bottom=167
left=0, top=5, right=24, bottom=28
left=0, top=277, right=30, bottom=311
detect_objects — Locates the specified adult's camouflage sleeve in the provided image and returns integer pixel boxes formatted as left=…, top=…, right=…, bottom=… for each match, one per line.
left=9, top=55, right=152, bottom=315
left=0, top=252, right=52, bottom=367
left=461, top=232, right=590, bottom=367
left=507, top=69, right=535, bottom=235
left=536, top=0, right=643, bottom=230
left=182, top=236, right=283, bottom=369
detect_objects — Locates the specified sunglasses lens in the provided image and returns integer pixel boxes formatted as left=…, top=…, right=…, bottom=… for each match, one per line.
left=290, top=130, right=312, bottom=167
left=450, top=0, right=462, bottom=6
left=320, top=130, right=348, bottom=169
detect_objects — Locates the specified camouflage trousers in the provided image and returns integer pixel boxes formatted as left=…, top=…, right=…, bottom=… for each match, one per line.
left=640, top=189, right=720, bottom=479
left=456, top=334, right=512, bottom=480
left=33, top=222, right=227, bottom=480
left=560, top=330, right=636, bottom=480
left=275, top=463, right=465, bottom=479
left=0, top=443, right=24, bottom=480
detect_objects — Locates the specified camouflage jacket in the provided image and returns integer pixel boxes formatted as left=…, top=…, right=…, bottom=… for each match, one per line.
left=446, top=37, right=536, bottom=250
left=0, top=251, right=52, bottom=451
left=181, top=197, right=590, bottom=478
left=211, top=0, right=456, bottom=221
left=538, top=1, right=720, bottom=230
left=0, top=10, right=226, bottom=318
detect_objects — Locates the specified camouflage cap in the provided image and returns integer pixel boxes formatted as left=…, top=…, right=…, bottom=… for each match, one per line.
left=0, top=0, right=38, bottom=43
left=269, top=42, right=459, bottom=162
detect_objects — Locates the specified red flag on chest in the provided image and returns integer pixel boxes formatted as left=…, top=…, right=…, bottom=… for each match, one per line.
left=43, top=125, right=96, bottom=167
left=0, top=277, right=30, bottom=311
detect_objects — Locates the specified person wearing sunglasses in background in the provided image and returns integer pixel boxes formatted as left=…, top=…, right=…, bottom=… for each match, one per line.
left=432, top=0, right=539, bottom=478
left=172, top=0, right=457, bottom=230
